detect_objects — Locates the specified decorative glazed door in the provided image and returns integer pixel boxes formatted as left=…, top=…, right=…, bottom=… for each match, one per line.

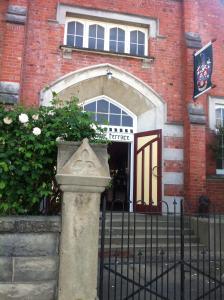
left=134, top=130, right=162, bottom=212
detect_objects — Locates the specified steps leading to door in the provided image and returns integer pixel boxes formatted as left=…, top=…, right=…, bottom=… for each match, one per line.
left=99, top=212, right=205, bottom=257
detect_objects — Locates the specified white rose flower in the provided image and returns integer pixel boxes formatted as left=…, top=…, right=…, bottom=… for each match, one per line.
left=3, top=117, right=13, bottom=125
left=32, top=114, right=39, bottom=120
left=48, top=110, right=55, bottom=116
left=56, top=136, right=63, bottom=142
left=90, top=123, right=97, bottom=131
left=19, top=113, right=29, bottom=124
left=32, top=127, right=41, bottom=136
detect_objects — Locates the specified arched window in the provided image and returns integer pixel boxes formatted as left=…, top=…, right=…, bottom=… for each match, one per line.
left=66, top=21, right=84, bottom=48
left=130, top=30, right=145, bottom=56
left=83, top=98, right=133, bottom=127
left=88, top=24, right=105, bottom=50
left=109, top=27, right=125, bottom=53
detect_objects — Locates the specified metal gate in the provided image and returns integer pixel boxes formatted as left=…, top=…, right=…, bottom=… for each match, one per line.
left=98, top=199, right=224, bottom=299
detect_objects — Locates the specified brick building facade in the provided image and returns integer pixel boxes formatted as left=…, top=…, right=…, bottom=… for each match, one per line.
left=0, top=0, right=224, bottom=212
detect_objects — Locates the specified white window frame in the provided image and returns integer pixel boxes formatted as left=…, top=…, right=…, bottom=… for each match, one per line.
left=208, top=96, right=224, bottom=174
left=64, top=17, right=149, bottom=56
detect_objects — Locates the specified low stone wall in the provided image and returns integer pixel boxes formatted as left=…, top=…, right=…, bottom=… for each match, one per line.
left=0, top=216, right=61, bottom=300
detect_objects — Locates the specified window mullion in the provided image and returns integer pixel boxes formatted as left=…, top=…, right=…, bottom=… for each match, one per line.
left=83, top=22, right=88, bottom=48
left=126, top=28, right=130, bottom=54
left=105, top=24, right=109, bottom=51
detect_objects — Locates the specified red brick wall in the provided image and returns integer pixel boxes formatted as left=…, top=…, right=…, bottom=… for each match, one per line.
left=0, top=0, right=28, bottom=85
left=0, top=1, right=8, bottom=78
left=20, top=0, right=184, bottom=119
left=207, top=178, right=224, bottom=212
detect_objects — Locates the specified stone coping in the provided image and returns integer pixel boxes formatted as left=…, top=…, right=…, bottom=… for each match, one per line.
left=0, top=216, right=61, bottom=233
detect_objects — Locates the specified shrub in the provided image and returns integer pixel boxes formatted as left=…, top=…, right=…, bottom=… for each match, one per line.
left=0, top=97, right=106, bottom=215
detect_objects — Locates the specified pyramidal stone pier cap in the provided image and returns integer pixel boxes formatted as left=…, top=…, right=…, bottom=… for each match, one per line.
left=56, top=138, right=110, bottom=192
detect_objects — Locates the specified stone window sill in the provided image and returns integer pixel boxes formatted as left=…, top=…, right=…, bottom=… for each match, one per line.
left=60, top=45, right=155, bottom=63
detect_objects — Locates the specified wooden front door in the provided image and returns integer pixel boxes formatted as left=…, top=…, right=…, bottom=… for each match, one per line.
left=134, top=130, right=162, bottom=212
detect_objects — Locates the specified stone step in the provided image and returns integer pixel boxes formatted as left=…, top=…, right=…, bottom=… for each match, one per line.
left=100, top=235, right=198, bottom=245
left=100, top=227, right=193, bottom=235
left=99, top=244, right=206, bottom=257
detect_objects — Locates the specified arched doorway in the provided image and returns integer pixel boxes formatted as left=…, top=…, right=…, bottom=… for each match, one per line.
left=82, top=95, right=137, bottom=211
left=40, top=64, right=165, bottom=212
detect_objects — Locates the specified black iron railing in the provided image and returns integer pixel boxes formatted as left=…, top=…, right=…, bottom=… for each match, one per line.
left=98, top=198, right=224, bottom=300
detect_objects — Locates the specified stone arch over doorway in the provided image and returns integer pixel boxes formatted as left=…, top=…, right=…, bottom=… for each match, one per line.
left=40, top=64, right=166, bottom=132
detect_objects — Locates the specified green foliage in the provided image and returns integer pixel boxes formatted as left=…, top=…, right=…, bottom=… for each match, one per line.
left=0, top=97, right=106, bottom=215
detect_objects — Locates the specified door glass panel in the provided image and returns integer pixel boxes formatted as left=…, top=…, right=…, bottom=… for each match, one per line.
left=136, top=152, right=142, bottom=202
left=151, top=141, right=158, bottom=206
left=144, top=146, right=150, bottom=205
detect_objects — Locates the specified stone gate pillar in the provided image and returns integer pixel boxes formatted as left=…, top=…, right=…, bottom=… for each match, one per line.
left=56, top=139, right=110, bottom=300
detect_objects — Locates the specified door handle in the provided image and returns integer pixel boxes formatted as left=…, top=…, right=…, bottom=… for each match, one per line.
left=152, top=166, right=158, bottom=177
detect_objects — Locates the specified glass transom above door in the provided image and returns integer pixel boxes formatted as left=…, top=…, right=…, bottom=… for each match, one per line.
left=82, top=96, right=137, bottom=142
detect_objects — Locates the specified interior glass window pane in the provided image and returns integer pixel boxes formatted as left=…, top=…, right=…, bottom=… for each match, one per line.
left=130, top=43, right=137, bottom=55
left=89, top=37, right=96, bottom=49
left=110, top=41, right=116, bottom=52
left=97, top=113, right=108, bottom=124
left=98, top=26, right=104, bottom=39
left=75, top=36, right=83, bottom=48
left=216, top=118, right=222, bottom=127
left=118, top=41, right=125, bottom=53
left=67, top=35, right=74, bottom=46
left=118, top=29, right=125, bottom=41
left=138, top=45, right=145, bottom=56
left=76, top=22, right=83, bottom=35
left=110, top=103, right=121, bottom=114
left=138, top=31, right=145, bottom=44
left=217, top=158, right=223, bottom=169
left=130, top=31, right=137, bottom=43
left=122, top=110, right=127, bottom=115
left=110, top=28, right=117, bottom=40
left=122, top=116, right=133, bottom=127
left=97, top=39, right=104, bottom=50
left=216, top=108, right=221, bottom=119
left=110, top=114, right=121, bottom=126
left=97, top=100, right=108, bottom=113
left=67, top=22, right=75, bottom=34
left=89, top=25, right=96, bottom=38
left=84, top=102, right=96, bottom=112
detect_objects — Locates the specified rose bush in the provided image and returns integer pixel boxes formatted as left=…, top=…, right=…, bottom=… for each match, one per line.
left=0, top=96, right=106, bottom=215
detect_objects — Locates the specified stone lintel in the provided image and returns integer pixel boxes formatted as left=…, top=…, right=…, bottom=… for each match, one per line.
left=188, top=103, right=206, bottom=125
left=6, top=5, right=27, bottom=24
left=185, top=32, right=202, bottom=49
left=0, top=81, right=20, bottom=104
